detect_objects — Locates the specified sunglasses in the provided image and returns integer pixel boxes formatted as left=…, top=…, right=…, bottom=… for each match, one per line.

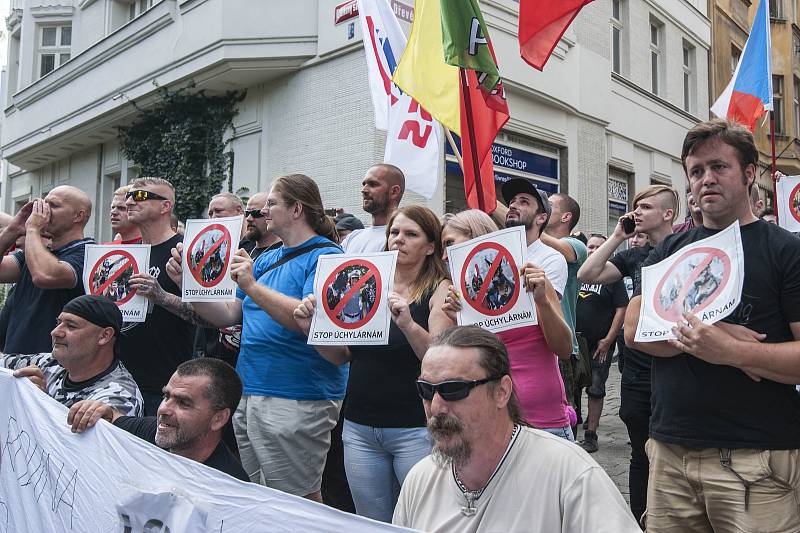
left=415, top=376, right=502, bottom=402
left=245, top=209, right=265, bottom=219
left=126, top=190, right=168, bottom=202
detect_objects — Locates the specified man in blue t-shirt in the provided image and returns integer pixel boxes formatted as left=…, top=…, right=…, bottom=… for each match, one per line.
left=167, top=174, right=345, bottom=503
left=0, top=185, right=94, bottom=354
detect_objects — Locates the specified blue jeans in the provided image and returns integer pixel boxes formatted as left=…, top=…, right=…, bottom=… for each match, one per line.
left=540, top=424, right=576, bottom=442
left=342, top=420, right=432, bottom=522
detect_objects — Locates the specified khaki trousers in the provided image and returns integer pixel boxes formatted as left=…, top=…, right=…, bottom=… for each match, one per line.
left=644, top=439, right=800, bottom=533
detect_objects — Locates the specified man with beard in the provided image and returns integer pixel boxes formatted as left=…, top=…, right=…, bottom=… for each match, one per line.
left=0, top=186, right=94, bottom=353
left=242, top=192, right=281, bottom=259
left=66, top=358, right=248, bottom=481
left=393, top=326, right=639, bottom=532
left=340, top=164, right=404, bottom=253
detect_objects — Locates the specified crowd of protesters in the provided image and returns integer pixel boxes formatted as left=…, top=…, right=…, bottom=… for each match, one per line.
left=0, top=118, right=797, bottom=532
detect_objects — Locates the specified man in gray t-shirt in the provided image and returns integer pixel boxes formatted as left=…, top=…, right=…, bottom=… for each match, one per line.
left=2, top=294, right=142, bottom=415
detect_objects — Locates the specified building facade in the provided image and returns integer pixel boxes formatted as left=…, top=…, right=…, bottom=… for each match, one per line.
left=0, top=0, right=709, bottom=241
left=710, top=0, right=800, bottom=207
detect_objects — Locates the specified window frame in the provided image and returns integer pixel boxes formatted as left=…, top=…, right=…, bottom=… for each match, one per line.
left=37, top=24, right=71, bottom=79
left=773, top=75, right=785, bottom=135
left=649, top=20, right=663, bottom=96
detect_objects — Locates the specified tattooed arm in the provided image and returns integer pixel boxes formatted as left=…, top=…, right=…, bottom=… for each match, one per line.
left=128, top=273, right=220, bottom=328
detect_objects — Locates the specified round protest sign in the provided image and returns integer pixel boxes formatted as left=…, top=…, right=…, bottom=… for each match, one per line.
left=322, top=259, right=382, bottom=330
left=789, top=182, right=800, bottom=223
left=188, top=224, right=233, bottom=288
left=90, top=250, right=139, bottom=305
left=653, top=246, right=732, bottom=322
left=459, top=242, right=520, bottom=317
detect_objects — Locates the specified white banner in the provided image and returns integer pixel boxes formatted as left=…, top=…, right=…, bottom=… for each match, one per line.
left=635, top=221, right=745, bottom=343
left=358, top=0, right=441, bottom=199
left=181, top=216, right=243, bottom=302
left=447, top=226, right=537, bottom=333
left=83, top=244, right=151, bottom=323
left=309, top=251, right=397, bottom=345
left=0, top=369, right=415, bottom=532
left=776, top=175, right=800, bottom=232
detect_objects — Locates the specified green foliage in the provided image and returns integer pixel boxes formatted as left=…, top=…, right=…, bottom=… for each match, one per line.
left=118, top=86, right=246, bottom=221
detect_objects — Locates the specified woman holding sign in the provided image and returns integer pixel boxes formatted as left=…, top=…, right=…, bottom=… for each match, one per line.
left=294, top=205, right=452, bottom=522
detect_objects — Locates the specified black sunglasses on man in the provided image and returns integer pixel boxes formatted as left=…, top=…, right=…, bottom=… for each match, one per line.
left=415, top=376, right=503, bottom=402
left=126, top=189, right=169, bottom=202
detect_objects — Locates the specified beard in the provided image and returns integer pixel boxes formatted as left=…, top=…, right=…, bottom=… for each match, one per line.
left=244, top=224, right=263, bottom=242
left=363, top=196, right=388, bottom=215
left=505, top=218, right=532, bottom=231
left=428, top=413, right=471, bottom=469
left=154, top=416, right=188, bottom=450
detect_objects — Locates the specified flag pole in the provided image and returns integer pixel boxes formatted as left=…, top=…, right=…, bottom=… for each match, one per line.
left=459, top=68, right=487, bottom=212
left=770, top=110, right=778, bottom=224
left=444, top=129, right=465, bottom=173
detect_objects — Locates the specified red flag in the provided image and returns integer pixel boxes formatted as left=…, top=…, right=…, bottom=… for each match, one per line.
left=519, top=0, right=594, bottom=70
left=460, top=67, right=509, bottom=214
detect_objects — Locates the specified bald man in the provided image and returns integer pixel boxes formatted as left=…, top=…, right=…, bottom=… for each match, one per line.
left=123, top=177, right=194, bottom=416
left=0, top=186, right=95, bottom=353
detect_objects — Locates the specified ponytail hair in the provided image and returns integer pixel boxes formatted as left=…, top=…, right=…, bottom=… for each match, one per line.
left=271, top=174, right=338, bottom=242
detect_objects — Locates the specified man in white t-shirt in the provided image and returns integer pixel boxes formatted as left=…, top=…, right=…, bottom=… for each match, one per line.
left=393, top=326, right=640, bottom=533
left=340, top=164, right=405, bottom=253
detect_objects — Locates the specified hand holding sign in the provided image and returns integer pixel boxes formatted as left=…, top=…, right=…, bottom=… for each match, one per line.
left=521, top=264, right=550, bottom=304
left=83, top=244, right=151, bottom=323
left=181, top=216, right=243, bottom=302
left=388, top=292, right=413, bottom=330
left=230, top=249, right=255, bottom=291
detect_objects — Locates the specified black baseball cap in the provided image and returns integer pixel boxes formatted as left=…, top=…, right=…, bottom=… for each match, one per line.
left=335, top=214, right=365, bottom=232
left=501, top=178, right=552, bottom=217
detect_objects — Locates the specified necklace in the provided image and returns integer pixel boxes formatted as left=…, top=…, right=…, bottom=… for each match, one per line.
left=452, top=424, right=520, bottom=517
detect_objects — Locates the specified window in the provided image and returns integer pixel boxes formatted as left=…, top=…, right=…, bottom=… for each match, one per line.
left=731, top=44, right=741, bottom=76
left=611, top=0, right=622, bottom=74
left=773, top=75, right=785, bottom=134
left=794, top=76, right=799, bottom=135
left=129, top=0, right=153, bottom=20
left=682, top=43, right=694, bottom=113
left=38, top=25, right=71, bottom=78
left=649, top=20, right=662, bottom=95
left=770, top=0, right=784, bottom=19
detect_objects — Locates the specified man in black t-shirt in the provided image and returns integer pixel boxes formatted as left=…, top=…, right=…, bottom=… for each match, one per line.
left=626, top=119, right=800, bottom=532
left=576, top=234, right=629, bottom=453
left=0, top=186, right=94, bottom=354
left=67, top=358, right=248, bottom=482
left=123, top=177, right=193, bottom=416
left=577, top=183, right=678, bottom=522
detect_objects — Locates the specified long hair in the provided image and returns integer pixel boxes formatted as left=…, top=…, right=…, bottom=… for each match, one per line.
left=386, top=205, right=449, bottom=304
left=442, top=209, right=499, bottom=240
left=271, top=174, right=337, bottom=242
left=430, top=326, right=529, bottom=427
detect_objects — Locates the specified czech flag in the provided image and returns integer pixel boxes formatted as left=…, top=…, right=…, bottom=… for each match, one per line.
left=711, top=0, right=772, bottom=131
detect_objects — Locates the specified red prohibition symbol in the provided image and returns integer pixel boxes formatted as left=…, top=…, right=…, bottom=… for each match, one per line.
left=322, top=259, right=382, bottom=330
left=460, top=242, right=520, bottom=317
left=188, top=224, right=233, bottom=288
left=789, top=182, right=800, bottom=223
left=653, top=246, right=732, bottom=322
left=90, top=250, right=139, bottom=305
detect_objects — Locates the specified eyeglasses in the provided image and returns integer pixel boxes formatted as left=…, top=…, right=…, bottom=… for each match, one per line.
left=126, top=190, right=168, bottom=202
left=415, top=376, right=503, bottom=402
left=245, top=209, right=265, bottom=219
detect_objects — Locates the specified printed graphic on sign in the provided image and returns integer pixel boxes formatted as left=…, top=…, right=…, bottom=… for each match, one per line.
left=776, top=175, right=800, bottom=232
left=83, top=244, right=151, bottom=322
left=461, top=242, right=519, bottom=316
left=309, top=251, right=397, bottom=345
left=447, top=226, right=537, bottom=333
left=636, top=221, right=744, bottom=342
left=182, top=215, right=243, bottom=302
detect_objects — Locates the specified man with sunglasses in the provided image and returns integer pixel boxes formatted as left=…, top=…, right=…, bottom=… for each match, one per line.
left=393, top=326, right=639, bottom=532
left=242, top=192, right=280, bottom=260
left=123, top=177, right=194, bottom=416
left=0, top=185, right=94, bottom=354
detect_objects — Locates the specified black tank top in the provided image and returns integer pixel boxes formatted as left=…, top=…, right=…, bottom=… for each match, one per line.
left=345, top=290, right=432, bottom=428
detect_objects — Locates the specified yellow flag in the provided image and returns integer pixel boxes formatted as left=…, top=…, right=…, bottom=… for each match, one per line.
left=391, top=0, right=460, bottom=133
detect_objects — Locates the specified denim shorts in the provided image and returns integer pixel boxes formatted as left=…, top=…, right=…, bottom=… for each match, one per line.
left=539, top=424, right=576, bottom=442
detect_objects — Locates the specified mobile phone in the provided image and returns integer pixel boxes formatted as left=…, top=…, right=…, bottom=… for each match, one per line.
left=621, top=216, right=636, bottom=234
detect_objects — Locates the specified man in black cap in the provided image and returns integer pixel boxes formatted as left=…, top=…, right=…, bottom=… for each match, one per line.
left=2, top=294, right=143, bottom=415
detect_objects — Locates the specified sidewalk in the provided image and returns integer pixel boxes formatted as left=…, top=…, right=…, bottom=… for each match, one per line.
left=577, top=361, right=631, bottom=503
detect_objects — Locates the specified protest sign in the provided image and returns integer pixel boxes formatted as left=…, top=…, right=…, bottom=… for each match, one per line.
left=309, top=251, right=398, bottom=345
left=447, top=226, right=537, bottom=333
left=635, top=221, right=744, bottom=342
left=0, top=368, right=414, bottom=533
left=182, top=216, right=243, bottom=302
left=83, top=245, right=151, bottom=323
left=776, top=175, right=800, bottom=232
